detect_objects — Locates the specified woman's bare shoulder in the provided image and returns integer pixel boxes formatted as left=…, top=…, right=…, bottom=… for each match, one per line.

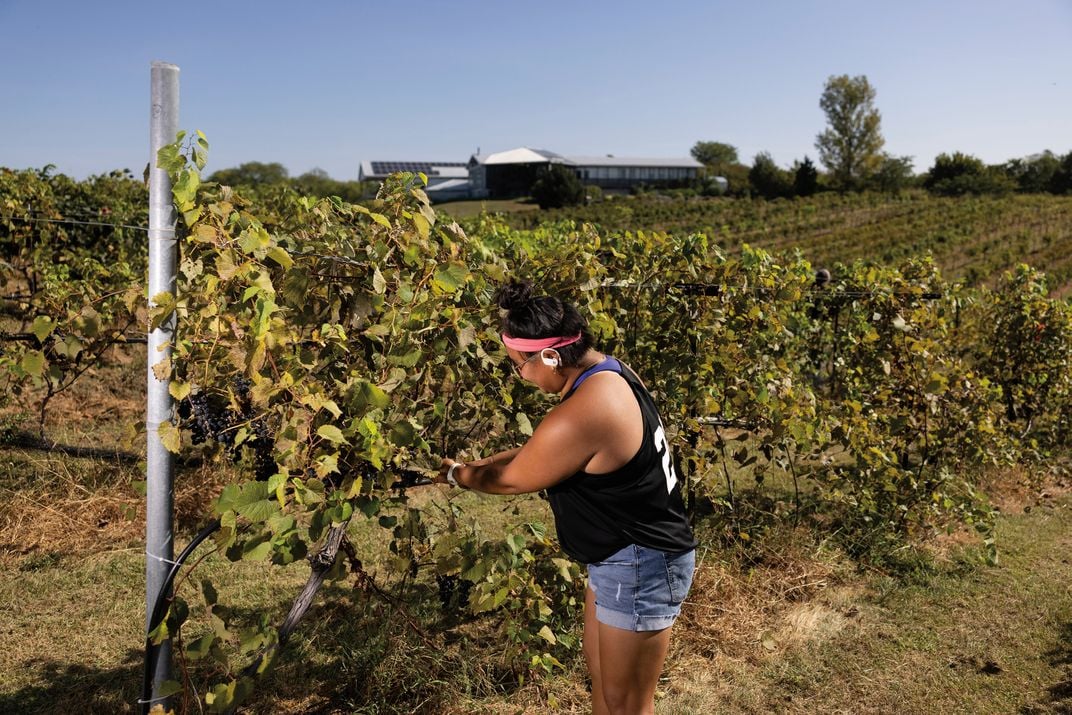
left=556, top=370, right=639, bottom=428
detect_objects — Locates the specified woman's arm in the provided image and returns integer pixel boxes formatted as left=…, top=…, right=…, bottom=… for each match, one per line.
left=438, top=372, right=643, bottom=495
left=440, top=410, right=591, bottom=494
left=439, top=378, right=641, bottom=494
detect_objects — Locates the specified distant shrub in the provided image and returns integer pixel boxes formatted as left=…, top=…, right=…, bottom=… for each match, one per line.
left=749, top=152, right=792, bottom=199
left=531, top=164, right=585, bottom=209
left=1003, top=151, right=1060, bottom=194
left=924, top=152, right=1015, bottom=196
left=792, top=156, right=820, bottom=197
left=1049, top=151, right=1072, bottom=195
left=868, top=155, right=916, bottom=195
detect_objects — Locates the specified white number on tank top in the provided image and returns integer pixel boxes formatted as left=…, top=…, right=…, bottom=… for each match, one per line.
left=652, top=425, right=678, bottom=493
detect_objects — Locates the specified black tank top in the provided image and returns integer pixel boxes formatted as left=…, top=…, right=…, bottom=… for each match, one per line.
left=546, top=357, right=697, bottom=564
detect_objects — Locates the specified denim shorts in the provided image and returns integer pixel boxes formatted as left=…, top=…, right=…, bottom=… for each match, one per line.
left=587, top=544, right=696, bottom=632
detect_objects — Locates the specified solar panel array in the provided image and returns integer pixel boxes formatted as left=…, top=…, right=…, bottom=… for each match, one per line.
left=369, top=161, right=467, bottom=175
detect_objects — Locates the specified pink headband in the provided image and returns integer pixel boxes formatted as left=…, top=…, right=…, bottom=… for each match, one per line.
left=501, top=332, right=582, bottom=352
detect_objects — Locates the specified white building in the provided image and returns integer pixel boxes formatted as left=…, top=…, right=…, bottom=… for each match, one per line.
left=359, top=148, right=706, bottom=202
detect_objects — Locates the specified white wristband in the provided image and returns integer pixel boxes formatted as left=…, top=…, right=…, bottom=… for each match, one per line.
left=446, top=462, right=464, bottom=487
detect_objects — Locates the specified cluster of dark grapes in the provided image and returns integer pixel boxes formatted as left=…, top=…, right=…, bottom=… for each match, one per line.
left=181, top=391, right=217, bottom=446
left=177, top=377, right=276, bottom=481
left=435, top=574, right=473, bottom=611
left=249, top=417, right=274, bottom=482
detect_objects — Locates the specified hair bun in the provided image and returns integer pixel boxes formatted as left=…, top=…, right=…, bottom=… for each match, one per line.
left=496, top=281, right=535, bottom=311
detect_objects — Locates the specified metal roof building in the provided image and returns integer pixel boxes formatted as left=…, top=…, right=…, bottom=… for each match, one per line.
left=467, top=147, right=703, bottom=198
left=359, top=148, right=705, bottom=201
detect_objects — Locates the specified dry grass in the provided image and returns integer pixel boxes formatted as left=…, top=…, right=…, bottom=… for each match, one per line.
left=977, top=461, right=1072, bottom=516
left=0, top=452, right=228, bottom=569
left=675, top=537, right=841, bottom=662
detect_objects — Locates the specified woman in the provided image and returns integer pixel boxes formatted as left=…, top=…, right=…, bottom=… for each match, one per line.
left=438, top=281, right=697, bottom=715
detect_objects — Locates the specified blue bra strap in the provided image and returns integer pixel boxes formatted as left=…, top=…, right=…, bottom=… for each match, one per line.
left=567, top=357, right=622, bottom=396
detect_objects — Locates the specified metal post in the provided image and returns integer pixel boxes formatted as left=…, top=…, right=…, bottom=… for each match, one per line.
left=146, top=60, right=179, bottom=710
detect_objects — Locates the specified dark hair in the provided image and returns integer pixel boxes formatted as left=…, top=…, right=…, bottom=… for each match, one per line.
left=495, top=281, right=594, bottom=367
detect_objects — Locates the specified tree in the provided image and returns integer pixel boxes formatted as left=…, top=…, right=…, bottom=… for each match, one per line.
left=749, top=152, right=792, bottom=199
left=293, top=167, right=371, bottom=203
left=815, top=75, right=885, bottom=191
left=868, top=154, right=916, bottom=194
left=792, top=156, right=820, bottom=197
left=1003, top=151, right=1061, bottom=194
left=923, top=152, right=1014, bottom=196
left=719, top=163, right=752, bottom=197
left=690, top=141, right=739, bottom=170
left=530, top=164, right=585, bottom=209
left=1051, top=151, right=1072, bottom=194
left=208, top=161, right=290, bottom=187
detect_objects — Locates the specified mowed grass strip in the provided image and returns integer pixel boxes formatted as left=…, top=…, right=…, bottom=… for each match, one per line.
left=665, top=489, right=1072, bottom=715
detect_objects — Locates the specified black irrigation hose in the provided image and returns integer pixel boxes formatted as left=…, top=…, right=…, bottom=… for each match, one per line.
left=137, top=470, right=431, bottom=713
left=141, top=517, right=221, bottom=715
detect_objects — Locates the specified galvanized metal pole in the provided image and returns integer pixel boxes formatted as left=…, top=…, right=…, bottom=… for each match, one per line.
left=146, top=60, right=179, bottom=709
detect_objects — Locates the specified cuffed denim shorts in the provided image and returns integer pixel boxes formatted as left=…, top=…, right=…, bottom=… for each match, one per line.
left=587, top=544, right=696, bottom=632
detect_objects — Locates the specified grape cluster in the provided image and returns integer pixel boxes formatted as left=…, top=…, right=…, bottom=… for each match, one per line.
left=179, top=389, right=238, bottom=446
left=179, top=377, right=276, bottom=481
left=249, top=417, right=275, bottom=482
left=435, top=574, right=473, bottom=610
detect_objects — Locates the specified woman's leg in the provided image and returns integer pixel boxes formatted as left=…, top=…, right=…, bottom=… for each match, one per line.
left=583, top=586, right=611, bottom=715
left=596, top=621, right=671, bottom=715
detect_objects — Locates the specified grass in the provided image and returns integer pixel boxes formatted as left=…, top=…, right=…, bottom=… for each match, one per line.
left=3, top=458, right=1068, bottom=713
left=2, top=355, right=1072, bottom=714
left=700, top=491, right=1072, bottom=714
left=433, top=198, right=542, bottom=219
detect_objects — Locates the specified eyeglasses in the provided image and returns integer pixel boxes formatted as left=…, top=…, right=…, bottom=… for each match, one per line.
left=511, top=352, right=540, bottom=378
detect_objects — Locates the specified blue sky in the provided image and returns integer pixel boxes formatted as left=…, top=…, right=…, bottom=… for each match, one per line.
left=1, top=0, right=1069, bottom=180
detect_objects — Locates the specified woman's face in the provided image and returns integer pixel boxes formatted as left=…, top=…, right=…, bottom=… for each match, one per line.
left=506, top=347, right=560, bottom=393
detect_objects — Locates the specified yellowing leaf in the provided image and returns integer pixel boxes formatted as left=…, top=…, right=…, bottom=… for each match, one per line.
left=516, top=412, right=533, bottom=436
left=314, top=454, right=339, bottom=481
left=31, top=316, right=55, bottom=342
left=192, top=224, right=217, bottom=243
left=433, top=262, right=468, bottom=293
left=169, top=381, right=191, bottom=401
left=266, top=246, right=293, bottom=270
left=316, top=424, right=348, bottom=445
left=158, top=420, right=182, bottom=453
left=20, top=350, right=46, bottom=378
left=412, top=212, right=430, bottom=239
left=238, top=226, right=271, bottom=254
left=151, top=358, right=172, bottom=381
left=347, top=475, right=363, bottom=499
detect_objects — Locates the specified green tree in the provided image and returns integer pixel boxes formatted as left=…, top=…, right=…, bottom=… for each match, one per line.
left=791, top=156, right=820, bottom=197
left=1051, top=151, right=1072, bottom=194
left=690, top=141, right=739, bottom=170
left=815, top=74, right=885, bottom=191
left=293, top=167, right=372, bottom=202
left=749, top=152, right=792, bottom=199
left=531, top=164, right=585, bottom=209
left=868, top=154, right=916, bottom=194
left=720, top=163, right=752, bottom=197
left=924, top=152, right=1014, bottom=196
left=1003, top=151, right=1060, bottom=194
left=208, top=161, right=290, bottom=187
